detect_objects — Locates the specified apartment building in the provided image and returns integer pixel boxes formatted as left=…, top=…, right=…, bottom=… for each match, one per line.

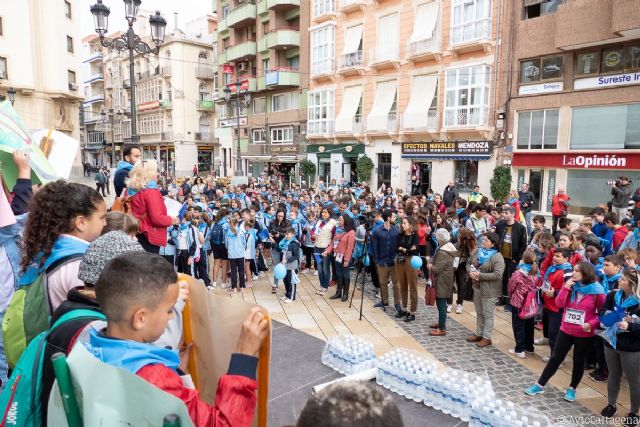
left=0, top=0, right=84, bottom=176
left=215, top=0, right=309, bottom=180
left=305, top=0, right=501, bottom=194
left=82, top=13, right=218, bottom=177
left=501, top=0, right=640, bottom=215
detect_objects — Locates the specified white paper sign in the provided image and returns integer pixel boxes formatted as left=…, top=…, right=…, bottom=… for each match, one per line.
left=164, top=196, right=183, bottom=217
left=30, top=129, right=79, bottom=180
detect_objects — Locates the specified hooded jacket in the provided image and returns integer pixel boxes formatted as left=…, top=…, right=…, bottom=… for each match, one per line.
left=432, top=242, right=457, bottom=299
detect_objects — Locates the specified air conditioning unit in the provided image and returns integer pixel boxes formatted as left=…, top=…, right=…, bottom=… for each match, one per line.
left=68, top=83, right=78, bottom=91
left=238, top=62, right=248, bottom=72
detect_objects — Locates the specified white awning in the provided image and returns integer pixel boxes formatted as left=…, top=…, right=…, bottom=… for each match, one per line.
left=366, top=80, right=397, bottom=131
left=335, top=86, right=363, bottom=133
left=342, top=25, right=363, bottom=55
left=403, top=75, right=438, bottom=129
left=409, top=2, right=439, bottom=43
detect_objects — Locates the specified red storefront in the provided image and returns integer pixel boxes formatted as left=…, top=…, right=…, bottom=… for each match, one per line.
left=512, top=152, right=640, bottom=215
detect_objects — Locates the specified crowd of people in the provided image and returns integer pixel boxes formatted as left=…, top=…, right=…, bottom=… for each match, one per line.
left=1, top=143, right=640, bottom=427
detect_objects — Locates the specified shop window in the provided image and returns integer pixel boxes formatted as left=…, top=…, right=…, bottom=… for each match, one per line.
left=455, top=160, right=478, bottom=192
left=517, top=109, right=559, bottom=150
left=602, top=48, right=625, bottom=74
left=567, top=170, right=640, bottom=215
left=575, top=52, right=599, bottom=75
left=520, top=55, right=563, bottom=84
left=571, top=103, right=640, bottom=150
left=576, top=44, right=640, bottom=76
left=524, top=0, right=565, bottom=20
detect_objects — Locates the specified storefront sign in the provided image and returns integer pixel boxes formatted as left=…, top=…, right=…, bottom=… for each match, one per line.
left=401, top=140, right=492, bottom=156
left=271, top=145, right=298, bottom=155
left=512, top=152, right=640, bottom=170
left=518, top=82, right=563, bottom=95
left=574, top=71, right=640, bottom=90
left=227, top=79, right=249, bottom=92
left=546, top=170, right=556, bottom=212
left=222, top=64, right=235, bottom=74
left=219, top=117, right=248, bottom=127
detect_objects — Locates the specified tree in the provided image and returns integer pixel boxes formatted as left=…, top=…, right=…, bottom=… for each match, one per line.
left=490, top=166, right=512, bottom=203
left=356, top=155, right=375, bottom=183
left=299, top=158, right=316, bottom=188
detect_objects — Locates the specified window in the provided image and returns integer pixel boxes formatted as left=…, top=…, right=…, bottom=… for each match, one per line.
left=377, top=153, right=391, bottom=188
left=66, top=36, right=74, bottom=53
left=313, top=0, right=336, bottom=19
left=218, top=104, right=227, bottom=120
left=64, top=1, right=72, bottom=19
left=138, top=113, right=163, bottom=135
left=570, top=104, right=640, bottom=150
left=455, top=161, right=479, bottom=192
left=199, top=83, right=210, bottom=101
left=568, top=170, right=640, bottom=215
left=137, top=79, right=162, bottom=104
left=376, top=13, right=399, bottom=61
left=288, top=56, right=300, bottom=70
left=451, top=0, right=491, bottom=46
left=517, top=109, right=559, bottom=149
left=252, top=129, right=266, bottom=143
left=253, top=97, right=266, bottom=114
left=576, top=44, right=640, bottom=76
left=444, top=65, right=490, bottom=127
left=524, top=0, right=565, bottom=19
left=307, top=90, right=335, bottom=134
left=0, top=57, right=6, bottom=79
left=262, top=58, right=270, bottom=73
left=520, top=55, right=563, bottom=83
left=576, top=52, right=599, bottom=75
left=270, top=126, right=293, bottom=144
left=271, top=92, right=298, bottom=112
left=67, top=70, right=76, bottom=84
left=311, top=25, right=335, bottom=75
left=221, top=4, right=230, bottom=18
left=0, top=17, right=3, bottom=36
left=602, top=48, right=625, bottom=73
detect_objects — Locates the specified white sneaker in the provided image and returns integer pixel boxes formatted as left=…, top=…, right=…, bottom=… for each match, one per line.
left=534, top=337, right=549, bottom=345
left=206, top=285, right=214, bottom=291
left=446, top=305, right=452, bottom=313
left=211, top=281, right=217, bottom=288
left=542, top=356, right=550, bottom=362
left=375, top=292, right=381, bottom=299
left=313, top=270, right=318, bottom=276
left=316, top=288, right=328, bottom=295
left=455, top=304, right=463, bottom=314
left=280, top=296, right=287, bottom=301
left=252, top=275, right=260, bottom=281
left=508, top=349, right=526, bottom=359
left=284, top=298, right=293, bottom=304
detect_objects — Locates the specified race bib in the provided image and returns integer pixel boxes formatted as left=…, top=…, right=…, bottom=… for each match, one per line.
left=564, top=308, right=586, bottom=325
left=541, top=280, right=551, bottom=292
left=335, top=253, right=344, bottom=263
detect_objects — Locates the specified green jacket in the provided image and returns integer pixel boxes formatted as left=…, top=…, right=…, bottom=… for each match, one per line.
left=467, top=249, right=505, bottom=298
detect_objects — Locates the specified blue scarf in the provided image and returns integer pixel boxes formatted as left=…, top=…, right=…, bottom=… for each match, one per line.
left=571, top=281, right=605, bottom=303
left=128, top=179, right=159, bottom=197
left=116, top=160, right=133, bottom=173
left=19, top=235, right=89, bottom=286
left=477, top=248, right=497, bottom=265
left=614, top=289, right=640, bottom=309
left=519, top=262, right=534, bottom=274
left=602, top=272, right=622, bottom=293
left=279, top=236, right=297, bottom=252
left=543, top=262, right=572, bottom=283
left=86, top=328, right=179, bottom=374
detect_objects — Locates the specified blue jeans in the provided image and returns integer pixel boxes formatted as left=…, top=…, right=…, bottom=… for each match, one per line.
left=315, top=247, right=331, bottom=289
left=334, top=260, right=351, bottom=293
left=524, top=211, right=532, bottom=236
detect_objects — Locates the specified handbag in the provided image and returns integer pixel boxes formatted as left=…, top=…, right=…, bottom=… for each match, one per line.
left=111, top=188, right=132, bottom=214
left=425, top=281, right=436, bottom=306
left=519, top=288, right=541, bottom=319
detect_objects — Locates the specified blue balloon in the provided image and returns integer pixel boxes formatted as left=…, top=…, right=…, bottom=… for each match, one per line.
left=274, top=263, right=287, bottom=280
left=410, top=256, right=423, bottom=270
left=363, top=255, right=371, bottom=267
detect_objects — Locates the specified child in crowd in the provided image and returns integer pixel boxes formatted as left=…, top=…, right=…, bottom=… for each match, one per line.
left=84, top=252, right=268, bottom=427
left=211, top=208, right=230, bottom=289
left=244, top=218, right=257, bottom=288
left=226, top=217, right=247, bottom=294
left=530, top=215, right=550, bottom=242
left=195, top=211, right=212, bottom=288
left=160, top=225, right=180, bottom=267
left=507, top=249, right=538, bottom=359
left=279, top=227, right=301, bottom=304
left=302, top=211, right=317, bottom=274
left=554, top=217, right=573, bottom=243
left=176, top=212, right=198, bottom=276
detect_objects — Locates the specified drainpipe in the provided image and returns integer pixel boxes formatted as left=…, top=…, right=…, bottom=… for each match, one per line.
left=492, top=0, right=502, bottom=143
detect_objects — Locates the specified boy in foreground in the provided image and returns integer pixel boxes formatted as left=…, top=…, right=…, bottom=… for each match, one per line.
left=84, top=252, right=268, bottom=427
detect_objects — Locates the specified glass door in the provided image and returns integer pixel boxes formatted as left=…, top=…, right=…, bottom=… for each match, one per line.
left=529, top=170, right=544, bottom=211
left=377, top=153, right=391, bottom=188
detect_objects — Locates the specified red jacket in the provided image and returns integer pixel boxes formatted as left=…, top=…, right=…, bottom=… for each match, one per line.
left=326, top=230, right=356, bottom=265
left=612, top=226, right=628, bottom=251
left=137, top=364, right=257, bottom=427
left=551, top=194, right=570, bottom=216
left=556, top=286, right=605, bottom=338
left=507, top=269, right=536, bottom=309
left=131, top=188, right=172, bottom=246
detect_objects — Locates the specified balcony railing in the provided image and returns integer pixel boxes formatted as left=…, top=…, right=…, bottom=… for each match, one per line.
left=444, top=106, right=488, bottom=128
left=313, top=0, right=336, bottom=20
left=353, top=116, right=364, bottom=134
left=83, top=93, right=105, bottom=104
left=227, top=1, right=257, bottom=28
left=198, top=100, right=216, bottom=111
left=225, top=41, right=257, bottom=62
left=387, top=113, right=398, bottom=133
left=84, top=51, right=103, bottom=63
left=87, top=132, right=105, bottom=144
left=161, top=100, right=173, bottom=110
left=340, top=0, right=366, bottom=13
left=401, top=109, right=439, bottom=131
left=84, top=73, right=104, bottom=84
left=307, top=120, right=334, bottom=135
left=195, top=66, right=216, bottom=79
left=196, top=131, right=214, bottom=142
left=339, top=50, right=364, bottom=70
left=369, top=47, right=400, bottom=66
left=406, top=37, right=440, bottom=57
left=264, top=69, right=300, bottom=87
left=451, top=18, right=491, bottom=46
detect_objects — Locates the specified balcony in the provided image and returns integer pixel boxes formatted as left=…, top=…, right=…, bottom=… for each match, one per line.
left=225, top=41, right=257, bottom=63
left=84, top=73, right=105, bottom=84
left=195, top=131, right=214, bottom=142
left=266, top=0, right=299, bottom=11
left=123, top=79, right=131, bottom=88
left=336, top=116, right=364, bottom=135
left=195, top=66, right=216, bottom=79
left=368, top=48, right=401, bottom=70
left=217, top=51, right=228, bottom=66
left=83, top=93, right=105, bottom=105
left=260, top=69, right=300, bottom=89
left=339, top=0, right=366, bottom=13
left=307, top=120, right=334, bottom=136
left=450, top=18, right=492, bottom=54
left=444, top=106, right=488, bottom=128
left=84, top=51, right=103, bottom=63
left=257, top=29, right=300, bottom=52
left=365, top=113, right=398, bottom=134
left=312, top=0, right=337, bottom=22
left=227, top=2, right=257, bottom=29
left=198, top=100, right=216, bottom=111
left=401, top=109, right=439, bottom=133
left=83, top=113, right=102, bottom=124
left=218, top=18, right=228, bottom=34
left=338, top=51, right=365, bottom=75
left=162, top=131, right=174, bottom=141
left=161, top=100, right=173, bottom=110
left=311, top=59, right=335, bottom=80
left=387, top=113, right=398, bottom=133
left=406, top=37, right=441, bottom=62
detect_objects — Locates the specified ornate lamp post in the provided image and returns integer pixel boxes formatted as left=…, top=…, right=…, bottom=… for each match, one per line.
left=90, top=0, right=167, bottom=144
left=223, top=80, right=252, bottom=177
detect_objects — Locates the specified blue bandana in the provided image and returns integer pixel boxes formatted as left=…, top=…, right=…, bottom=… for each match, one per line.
left=571, top=281, right=605, bottom=304
left=543, top=262, right=572, bottom=283
left=602, top=272, right=622, bottom=293
left=614, top=289, right=640, bottom=309
left=477, top=248, right=497, bottom=265
left=279, top=236, right=297, bottom=252
left=128, top=179, right=159, bottom=197
left=19, top=235, right=90, bottom=286
left=519, top=262, right=534, bottom=274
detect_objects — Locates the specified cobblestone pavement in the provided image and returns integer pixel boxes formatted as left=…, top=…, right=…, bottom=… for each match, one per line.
left=361, top=281, right=606, bottom=426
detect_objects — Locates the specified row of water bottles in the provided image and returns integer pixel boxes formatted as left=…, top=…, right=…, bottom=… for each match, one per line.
left=469, top=397, right=553, bottom=427
left=321, top=335, right=377, bottom=375
left=376, top=348, right=438, bottom=404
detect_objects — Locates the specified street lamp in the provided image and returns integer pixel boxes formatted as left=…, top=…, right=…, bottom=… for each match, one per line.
left=223, top=80, right=251, bottom=177
left=7, top=88, right=16, bottom=106
left=90, top=0, right=167, bottom=144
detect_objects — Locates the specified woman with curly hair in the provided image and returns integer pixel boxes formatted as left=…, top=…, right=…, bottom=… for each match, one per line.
left=20, top=181, right=106, bottom=311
